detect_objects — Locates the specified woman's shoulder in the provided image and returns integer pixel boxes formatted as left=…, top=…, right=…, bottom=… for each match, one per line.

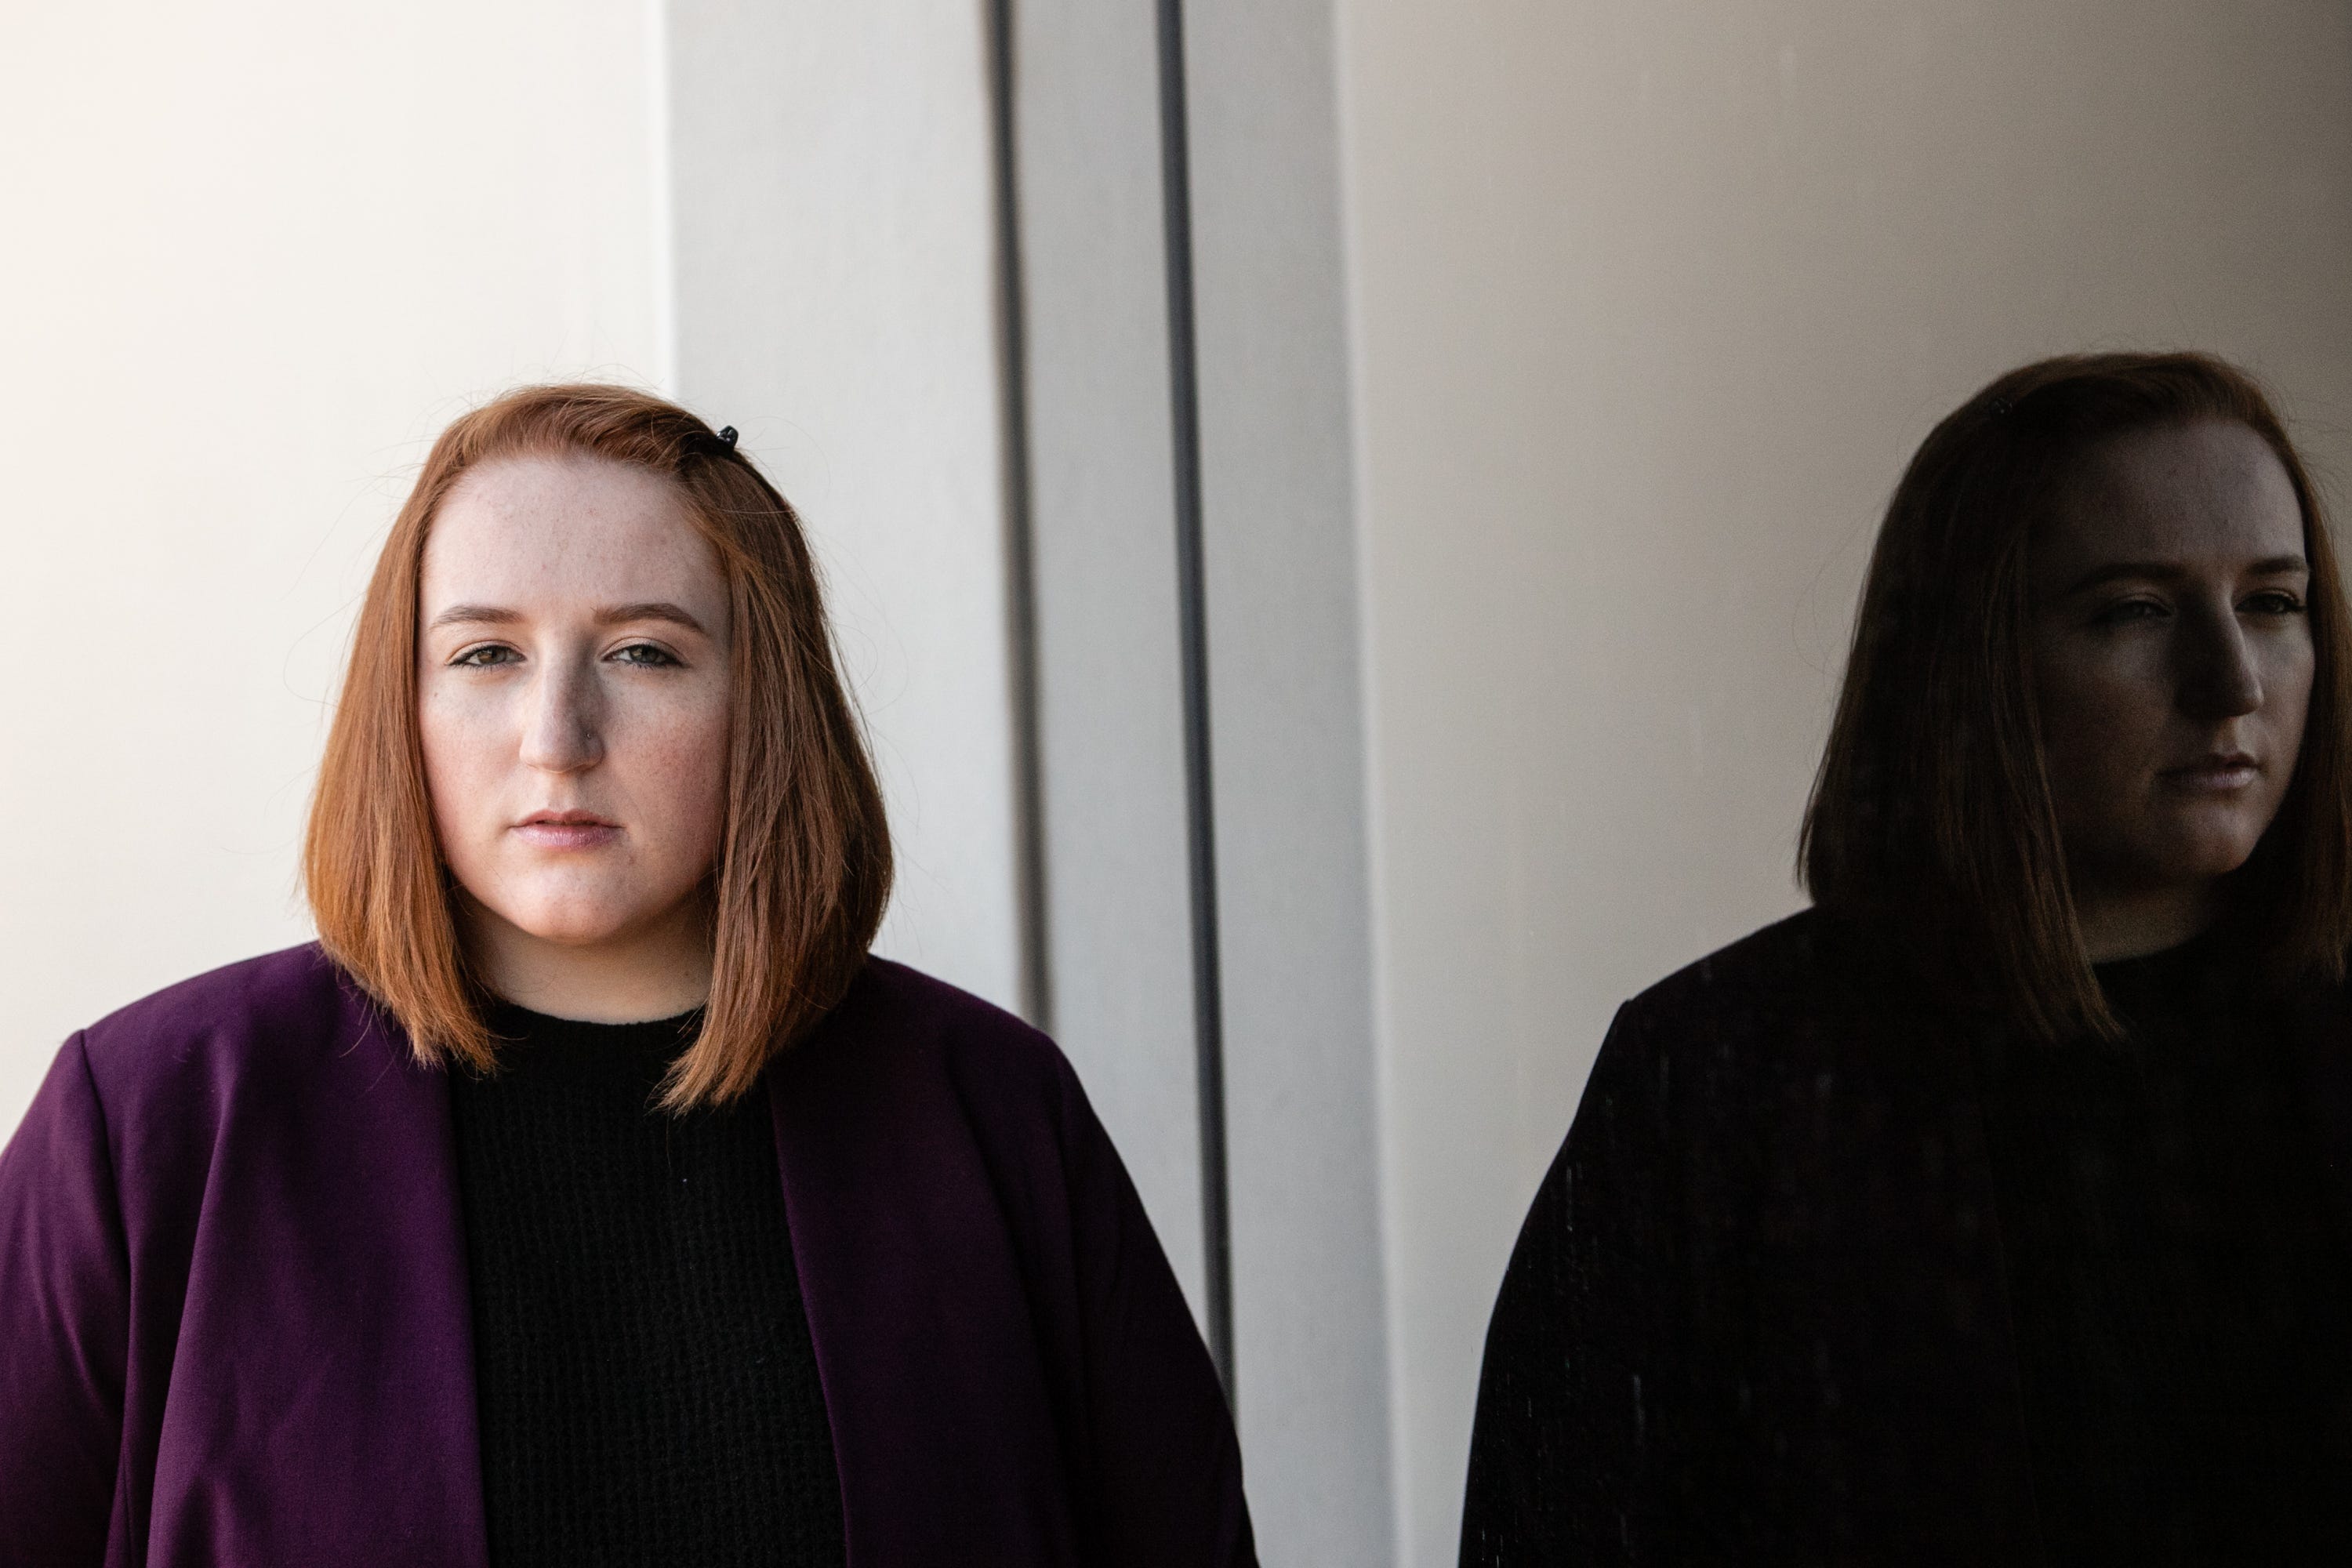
left=804, top=956, right=1099, bottom=1154
left=1616, top=906, right=1880, bottom=1041
left=1583, top=906, right=1937, bottom=1122
left=840, top=956, right=1045, bottom=1041
left=72, top=942, right=392, bottom=1104
left=836, top=956, right=1077, bottom=1087
left=20, top=946, right=424, bottom=1240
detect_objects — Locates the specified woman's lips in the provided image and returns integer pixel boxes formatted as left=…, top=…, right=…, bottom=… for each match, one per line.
left=513, top=813, right=622, bottom=850
left=2161, top=757, right=2259, bottom=794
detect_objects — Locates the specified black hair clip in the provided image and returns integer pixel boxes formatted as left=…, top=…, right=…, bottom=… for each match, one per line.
left=716, top=426, right=739, bottom=449
left=1987, top=395, right=2016, bottom=419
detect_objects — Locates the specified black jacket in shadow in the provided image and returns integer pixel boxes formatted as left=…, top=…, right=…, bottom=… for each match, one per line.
left=1458, top=907, right=2352, bottom=1566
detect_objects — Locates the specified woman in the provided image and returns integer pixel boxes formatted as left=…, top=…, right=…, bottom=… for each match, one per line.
left=1461, top=352, right=2352, bottom=1563
left=0, top=386, right=1255, bottom=1566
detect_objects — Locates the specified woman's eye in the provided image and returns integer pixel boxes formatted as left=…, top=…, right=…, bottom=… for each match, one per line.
left=452, top=644, right=517, bottom=667
left=2242, top=591, right=2307, bottom=617
left=2094, top=599, right=2165, bottom=627
left=611, top=643, right=681, bottom=667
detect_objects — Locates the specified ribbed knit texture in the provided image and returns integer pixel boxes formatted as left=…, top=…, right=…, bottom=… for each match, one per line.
left=1980, top=933, right=2352, bottom=1561
left=449, top=1003, right=844, bottom=1568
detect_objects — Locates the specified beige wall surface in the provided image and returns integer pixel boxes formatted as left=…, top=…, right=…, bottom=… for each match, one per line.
left=1334, top=2, right=2352, bottom=1558
left=0, top=0, right=665, bottom=1136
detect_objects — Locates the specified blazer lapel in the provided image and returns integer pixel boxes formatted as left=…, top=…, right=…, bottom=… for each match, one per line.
left=143, top=974, right=489, bottom=1567
left=764, top=969, right=1083, bottom=1567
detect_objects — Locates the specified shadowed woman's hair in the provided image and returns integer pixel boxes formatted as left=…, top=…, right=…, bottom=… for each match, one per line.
left=1800, top=351, right=2352, bottom=1041
left=305, top=384, right=892, bottom=1107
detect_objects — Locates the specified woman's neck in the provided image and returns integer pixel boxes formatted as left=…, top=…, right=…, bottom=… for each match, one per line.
left=461, top=897, right=714, bottom=1023
left=2071, top=879, right=2222, bottom=964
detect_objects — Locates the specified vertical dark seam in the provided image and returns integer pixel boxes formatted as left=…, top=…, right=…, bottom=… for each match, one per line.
left=1155, top=0, right=1236, bottom=1397
left=985, top=0, right=1054, bottom=1034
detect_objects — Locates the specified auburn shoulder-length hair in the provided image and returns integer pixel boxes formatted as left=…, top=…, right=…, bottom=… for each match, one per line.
left=305, top=384, right=892, bottom=1107
left=1800, top=350, right=2352, bottom=1042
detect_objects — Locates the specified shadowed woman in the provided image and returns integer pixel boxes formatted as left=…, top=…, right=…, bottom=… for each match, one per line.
left=1462, top=352, right=2352, bottom=1563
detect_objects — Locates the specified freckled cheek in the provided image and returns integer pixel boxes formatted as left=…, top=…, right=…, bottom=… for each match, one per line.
left=2263, top=645, right=2318, bottom=773
left=2267, top=636, right=2317, bottom=710
left=610, top=698, right=732, bottom=855
left=2038, top=667, right=2163, bottom=820
left=417, top=682, right=530, bottom=851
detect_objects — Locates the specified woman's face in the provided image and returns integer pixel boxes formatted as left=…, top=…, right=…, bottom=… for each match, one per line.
left=417, top=455, right=732, bottom=964
left=2028, top=419, right=2314, bottom=920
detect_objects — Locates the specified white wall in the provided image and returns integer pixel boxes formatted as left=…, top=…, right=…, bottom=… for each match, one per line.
left=666, top=0, right=1025, bottom=1016
left=1184, top=2, right=1396, bottom=1559
left=0, top=0, right=665, bottom=1134
left=1334, top=2, right=2352, bottom=1559
left=1010, top=9, right=1403, bottom=1553
left=1011, top=0, right=1212, bottom=1319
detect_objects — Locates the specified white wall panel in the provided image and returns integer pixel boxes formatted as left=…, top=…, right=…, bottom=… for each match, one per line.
left=1184, top=1, right=1395, bottom=1559
left=1010, top=0, right=1210, bottom=1316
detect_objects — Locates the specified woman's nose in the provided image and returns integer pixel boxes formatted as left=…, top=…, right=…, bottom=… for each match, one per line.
left=2179, top=609, right=2263, bottom=721
left=519, top=660, right=604, bottom=772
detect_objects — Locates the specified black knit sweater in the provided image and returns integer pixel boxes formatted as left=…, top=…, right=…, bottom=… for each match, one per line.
left=1978, top=935, right=2352, bottom=1559
left=1460, top=909, right=2352, bottom=1562
left=448, top=1004, right=844, bottom=1568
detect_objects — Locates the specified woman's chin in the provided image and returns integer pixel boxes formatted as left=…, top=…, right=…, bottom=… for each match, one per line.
left=2114, top=845, right=2260, bottom=902
left=517, top=924, right=636, bottom=952
left=2136, top=801, right=2274, bottom=882
left=488, top=901, right=652, bottom=953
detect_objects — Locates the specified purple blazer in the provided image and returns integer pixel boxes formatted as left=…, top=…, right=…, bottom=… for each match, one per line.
left=0, top=946, right=1255, bottom=1566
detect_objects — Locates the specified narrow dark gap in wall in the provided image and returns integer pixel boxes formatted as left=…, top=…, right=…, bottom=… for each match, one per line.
left=984, top=0, right=1054, bottom=1035
left=1155, top=0, right=1237, bottom=1398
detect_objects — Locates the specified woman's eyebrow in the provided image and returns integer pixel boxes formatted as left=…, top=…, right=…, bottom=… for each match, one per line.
left=2060, top=554, right=2308, bottom=597
left=594, top=601, right=710, bottom=634
left=423, top=602, right=710, bottom=633
left=426, top=604, right=522, bottom=630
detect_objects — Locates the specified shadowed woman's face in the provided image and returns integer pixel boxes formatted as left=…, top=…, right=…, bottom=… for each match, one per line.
left=2029, top=419, right=2314, bottom=944
left=417, top=455, right=733, bottom=974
